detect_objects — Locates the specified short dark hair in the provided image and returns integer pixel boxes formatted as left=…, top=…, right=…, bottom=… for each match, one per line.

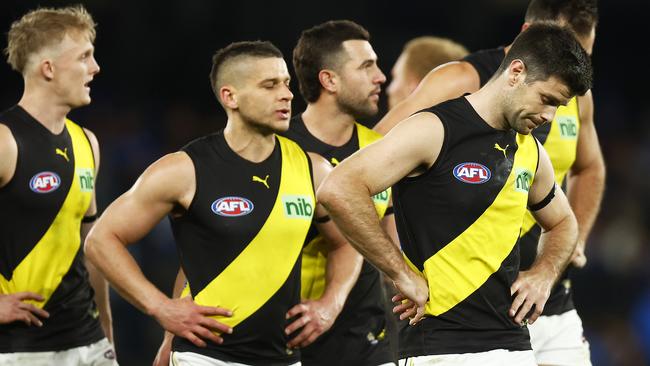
left=496, top=23, right=592, bottom=96
left=525, top=0, right=598, bottom=37
left=293, top=20, right=370, bottom=103
left=209, top=40, right=283, bottom=99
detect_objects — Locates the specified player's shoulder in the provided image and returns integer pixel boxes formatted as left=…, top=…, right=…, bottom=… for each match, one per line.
left=0, top=123, right=17, bottom=152
left=0, top=123, right=18, bottom=185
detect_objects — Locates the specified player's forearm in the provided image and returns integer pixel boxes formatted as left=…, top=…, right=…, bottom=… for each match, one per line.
left=318, top=182, right=409, bottom=282
left=84, top=231, right=168, bottom=317
left=567, top=158, right=605, bottom=243
left=86, top=258, right=113, bottom=342
left=82, top=222, right=114, bottom=343
left=532, top=213, right=578, bottom=282
left=381, top=213, right=400, bottom=249
left=321, top=244, right=363, bottom=312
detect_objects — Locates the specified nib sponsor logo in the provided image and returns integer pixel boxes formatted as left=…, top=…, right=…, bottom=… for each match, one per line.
left=282, top=195, right=313, bottom=219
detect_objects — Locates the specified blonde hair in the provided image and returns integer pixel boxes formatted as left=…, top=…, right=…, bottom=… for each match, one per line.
left=402, top=36, right=468, bottom=82
left=5, top=5, right=96, bottom=73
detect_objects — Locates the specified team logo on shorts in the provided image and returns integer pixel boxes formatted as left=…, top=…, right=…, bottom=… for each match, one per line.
left=103, top=349, right=116, bottom=360
left=29, top=171, right=61, bottom=193
left=453, top=162, right=491, bottom=184
left=211, top=196, right=254, bottom=217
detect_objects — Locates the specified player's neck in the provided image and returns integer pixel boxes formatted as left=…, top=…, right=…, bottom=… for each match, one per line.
left=223, top=119, right=276, bottom=163
left=18, top=87, right=70, bottom=135
left=302, top=102, right=355, bottom=147
left=465, top=84, right=509, bottom=131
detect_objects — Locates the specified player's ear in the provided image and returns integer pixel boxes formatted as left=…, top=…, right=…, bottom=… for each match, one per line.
left=318, top=69, right=338, bottom=94
left=507, top=59, right=526, bottom=86
left=220, top=85, right=238, bottom=109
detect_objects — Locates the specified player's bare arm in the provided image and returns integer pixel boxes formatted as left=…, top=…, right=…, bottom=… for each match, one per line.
left=285, top=152, right=363, bottom=348
left=78, top=128, right=114, bottom=344
left=152, top=268, right=187, bottom=366
left=318, top=112, right=444, bottom=324
left=509, top=143, right=578, bottom=325
left=373, top=61, right=480, bottom=135
left=85, top=152, right=233, bottom=347
left=567, top=90, right=605, bottom=268
left=0, top=124, right=51, bottom=325
left=380, top=198, right=400, bottom=249
left=0, top=124, right=18, bottom=189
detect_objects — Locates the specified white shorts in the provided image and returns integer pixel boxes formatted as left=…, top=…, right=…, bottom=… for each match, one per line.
left=398, top=349, right=536, bottom=366
left=529, top=309, right=592, bottom=365
left=170, top=351, right=301, bottom=366
left=0, top=337, right=117, bottom=366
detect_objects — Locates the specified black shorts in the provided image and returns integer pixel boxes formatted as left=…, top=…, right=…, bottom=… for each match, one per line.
left=301, top=314, right=394, bottom=366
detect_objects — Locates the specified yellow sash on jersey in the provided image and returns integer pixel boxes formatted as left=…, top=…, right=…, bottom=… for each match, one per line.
left=300, top=123, right=391, bottom=300
left=0, top=120, right=94, bottom=307
left=410, top=134, right=539, bottom=316
left=521, top=97, right=580, bottom=236
left=187, top=136, right=314, bottom=329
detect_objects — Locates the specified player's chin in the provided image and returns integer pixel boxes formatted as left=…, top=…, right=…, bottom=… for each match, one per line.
left=514, top=122, right=535, bottom=135
left=270, top=118, right=290, bottom=133
left=72, top=96, right=92, bottom=108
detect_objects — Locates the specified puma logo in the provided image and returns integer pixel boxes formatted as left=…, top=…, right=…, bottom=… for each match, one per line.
left=330, top=157, right=340, bottom=166
left=55, top=147, right=69, bottom=162
left=494, top=143, right=509, bottom=158
left=252, top=175, right=270, bottom=189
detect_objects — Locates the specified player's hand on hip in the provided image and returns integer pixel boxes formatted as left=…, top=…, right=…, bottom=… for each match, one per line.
left=392, top=270, right=429, bottom=325
left=285, top=298, right=339, bottom=348
left=153, top=296, right=233, bottom=347
left=0, top=292, right=50, bottom=326
left=509, top=269, right=553, bottom=326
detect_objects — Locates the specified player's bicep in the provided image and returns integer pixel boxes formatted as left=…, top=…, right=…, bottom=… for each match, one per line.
left=93, top=152, right=195, bottom=245
left=338, top=112, right=444, bottom=196
left=81, top=128, right=101, bottom=217
left=530, top=185, right=573, bottom=233
left=528, top=144, right=571, bottom=231
left=571, top=91, right=603, bottom=174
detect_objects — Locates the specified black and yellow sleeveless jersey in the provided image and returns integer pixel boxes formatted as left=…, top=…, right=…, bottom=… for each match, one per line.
left=0, top=106, right=103, bottom=352
left=170, top=131, right=314, bottom=364
left=394, top=97, right=539, bottom=356
left=464, top=47, right=581, bottom=315
left=282, top=115, right=393, bottom=366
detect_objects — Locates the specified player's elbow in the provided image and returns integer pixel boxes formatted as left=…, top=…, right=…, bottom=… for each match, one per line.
left=572, top=153, right=606, bottom=183
left=83, top=227, right=103, bottom=264
left=316, top=177, right=339, bottom=211
left=593, top=155, right=606, bottom=183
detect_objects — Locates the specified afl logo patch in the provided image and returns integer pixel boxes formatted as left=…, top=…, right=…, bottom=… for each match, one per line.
left=211, top=197, right=254, bottom=217
left=29, top=171, right=61, bottom=193
left=453, top=163, right=491, bottom=184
